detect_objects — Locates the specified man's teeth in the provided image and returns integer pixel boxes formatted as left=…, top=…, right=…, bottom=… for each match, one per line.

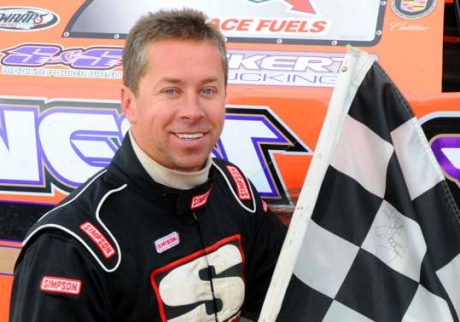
left=177, top=133, right=203, bottom=139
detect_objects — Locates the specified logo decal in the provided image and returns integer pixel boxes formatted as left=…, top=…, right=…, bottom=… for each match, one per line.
left=401, top=0, right=427, bottom=12
left=155, top=232, right=180, bottom=254
left=190, top=189, right=211, bottom=210
left=391, top=0, right=437, bottom=19
left=40, top=276, right=82, bottom=295
left=151, top=235, right=244, bottom=321
left=80, top=222, right=116, bottom=259
left=0, top=7, right=59, bottom=31
left=0, top=99, right=310, bottom=209
left=227, top=165, right=251, bottom=200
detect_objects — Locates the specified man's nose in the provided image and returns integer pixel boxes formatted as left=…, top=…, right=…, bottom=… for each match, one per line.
left=180, top=92, right=205, bottom=120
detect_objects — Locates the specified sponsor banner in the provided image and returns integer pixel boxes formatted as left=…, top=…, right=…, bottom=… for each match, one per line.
left=62, top=0, right=385, bottom=46
left=0, top=45, right=377, bottom=89
left=0, top=1, right=444, bottom=95
left=228, top=50, right=346, bottom=88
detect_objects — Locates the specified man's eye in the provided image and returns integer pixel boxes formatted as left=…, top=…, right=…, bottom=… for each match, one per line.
left=164, top=88, right=177, bottom=95
left=202, top=88, right=215, bottom=95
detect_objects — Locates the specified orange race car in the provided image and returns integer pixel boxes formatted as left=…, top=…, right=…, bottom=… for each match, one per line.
left=0, top=0, right=459, bottom=319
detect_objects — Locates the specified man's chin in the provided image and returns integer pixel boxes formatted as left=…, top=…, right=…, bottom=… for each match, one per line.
left=172, top=156, right=209, bottom=172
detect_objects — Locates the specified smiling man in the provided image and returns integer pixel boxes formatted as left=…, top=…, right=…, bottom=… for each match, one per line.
left=121, top=38, right=226, bottom=172
left=10, top=8, right=287, bottom=322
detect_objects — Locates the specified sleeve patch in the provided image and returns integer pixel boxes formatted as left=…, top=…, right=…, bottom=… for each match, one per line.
left=40, top=276, right=82, bottom=295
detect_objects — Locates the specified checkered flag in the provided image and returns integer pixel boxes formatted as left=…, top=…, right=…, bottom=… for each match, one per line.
left=259, top=46, right=460, bottom=322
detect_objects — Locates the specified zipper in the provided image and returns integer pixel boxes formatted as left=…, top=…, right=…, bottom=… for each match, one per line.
left=192, top=212, right=219, bottom=321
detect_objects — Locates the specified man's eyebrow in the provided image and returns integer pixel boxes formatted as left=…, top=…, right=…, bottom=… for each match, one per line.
left=200, top=77, right=220, bottom=84
left=158, top=77, right=183, bottom=85
left=158, top=76, right=221, bottom=85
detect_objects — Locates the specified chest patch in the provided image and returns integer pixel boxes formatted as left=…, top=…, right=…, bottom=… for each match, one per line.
left=155, top=232, right=180, bottom=253
left=190, top=189, right=211, bottom=210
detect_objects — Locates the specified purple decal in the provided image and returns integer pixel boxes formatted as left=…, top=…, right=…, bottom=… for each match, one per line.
left=431, top=135, right=460, bottom=183
left=2, top=45, right=122, bottom=70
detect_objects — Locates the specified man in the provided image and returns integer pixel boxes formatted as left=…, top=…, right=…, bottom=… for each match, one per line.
left=10, top=8, right=287, bottom=322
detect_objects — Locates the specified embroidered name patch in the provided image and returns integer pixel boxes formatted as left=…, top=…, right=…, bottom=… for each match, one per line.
left=40, top=276, right=82, bottom=295
left=190, top=189, right=211, bottom=210
left=155, top=232, right=180, bottom=253
left=226, top=165, right=251, bottom=200
left=80, top=221, right=116, bottom=259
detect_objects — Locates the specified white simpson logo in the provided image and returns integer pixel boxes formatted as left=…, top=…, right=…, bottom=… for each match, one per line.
left=40, top=276, right=82, bottom=295
left=80, top=222, right=116, bottom=259
left=227, top=166, right=251, bottom=200
left=155, top=232, right=180, bottom=253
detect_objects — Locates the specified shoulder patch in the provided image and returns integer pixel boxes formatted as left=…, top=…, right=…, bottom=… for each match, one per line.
left=80, top=222, right=116, bottom=259
left=25, top=216, right=121, bottom=272
left=212, top=159, right=257, bottom=213
left=226, top=165, right=251, bottom=201
left=23, top=181, right=125, bottom=273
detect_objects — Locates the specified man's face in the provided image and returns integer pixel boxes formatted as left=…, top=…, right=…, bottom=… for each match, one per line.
left=122, top=39, right=226, bottom=172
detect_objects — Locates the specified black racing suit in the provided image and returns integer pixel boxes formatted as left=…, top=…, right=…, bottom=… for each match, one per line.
left=10, top=135, right=287, bottom=322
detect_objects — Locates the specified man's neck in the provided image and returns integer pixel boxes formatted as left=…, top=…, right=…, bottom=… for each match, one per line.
left=129, top=131, right=211, bottom=190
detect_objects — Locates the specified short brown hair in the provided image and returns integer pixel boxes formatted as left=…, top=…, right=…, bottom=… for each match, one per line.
left=122, top=8, right=228, bottom=95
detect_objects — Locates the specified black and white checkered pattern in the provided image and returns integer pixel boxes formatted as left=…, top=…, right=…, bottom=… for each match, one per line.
left=259, top=47, right=460, bottom=322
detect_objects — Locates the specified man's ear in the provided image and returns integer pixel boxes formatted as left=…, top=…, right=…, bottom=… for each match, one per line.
left=121, top=85, right=136, bottom=123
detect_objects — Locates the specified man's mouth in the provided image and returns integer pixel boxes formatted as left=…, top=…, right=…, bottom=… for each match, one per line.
left=176, top=133, right=204, bottom=140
